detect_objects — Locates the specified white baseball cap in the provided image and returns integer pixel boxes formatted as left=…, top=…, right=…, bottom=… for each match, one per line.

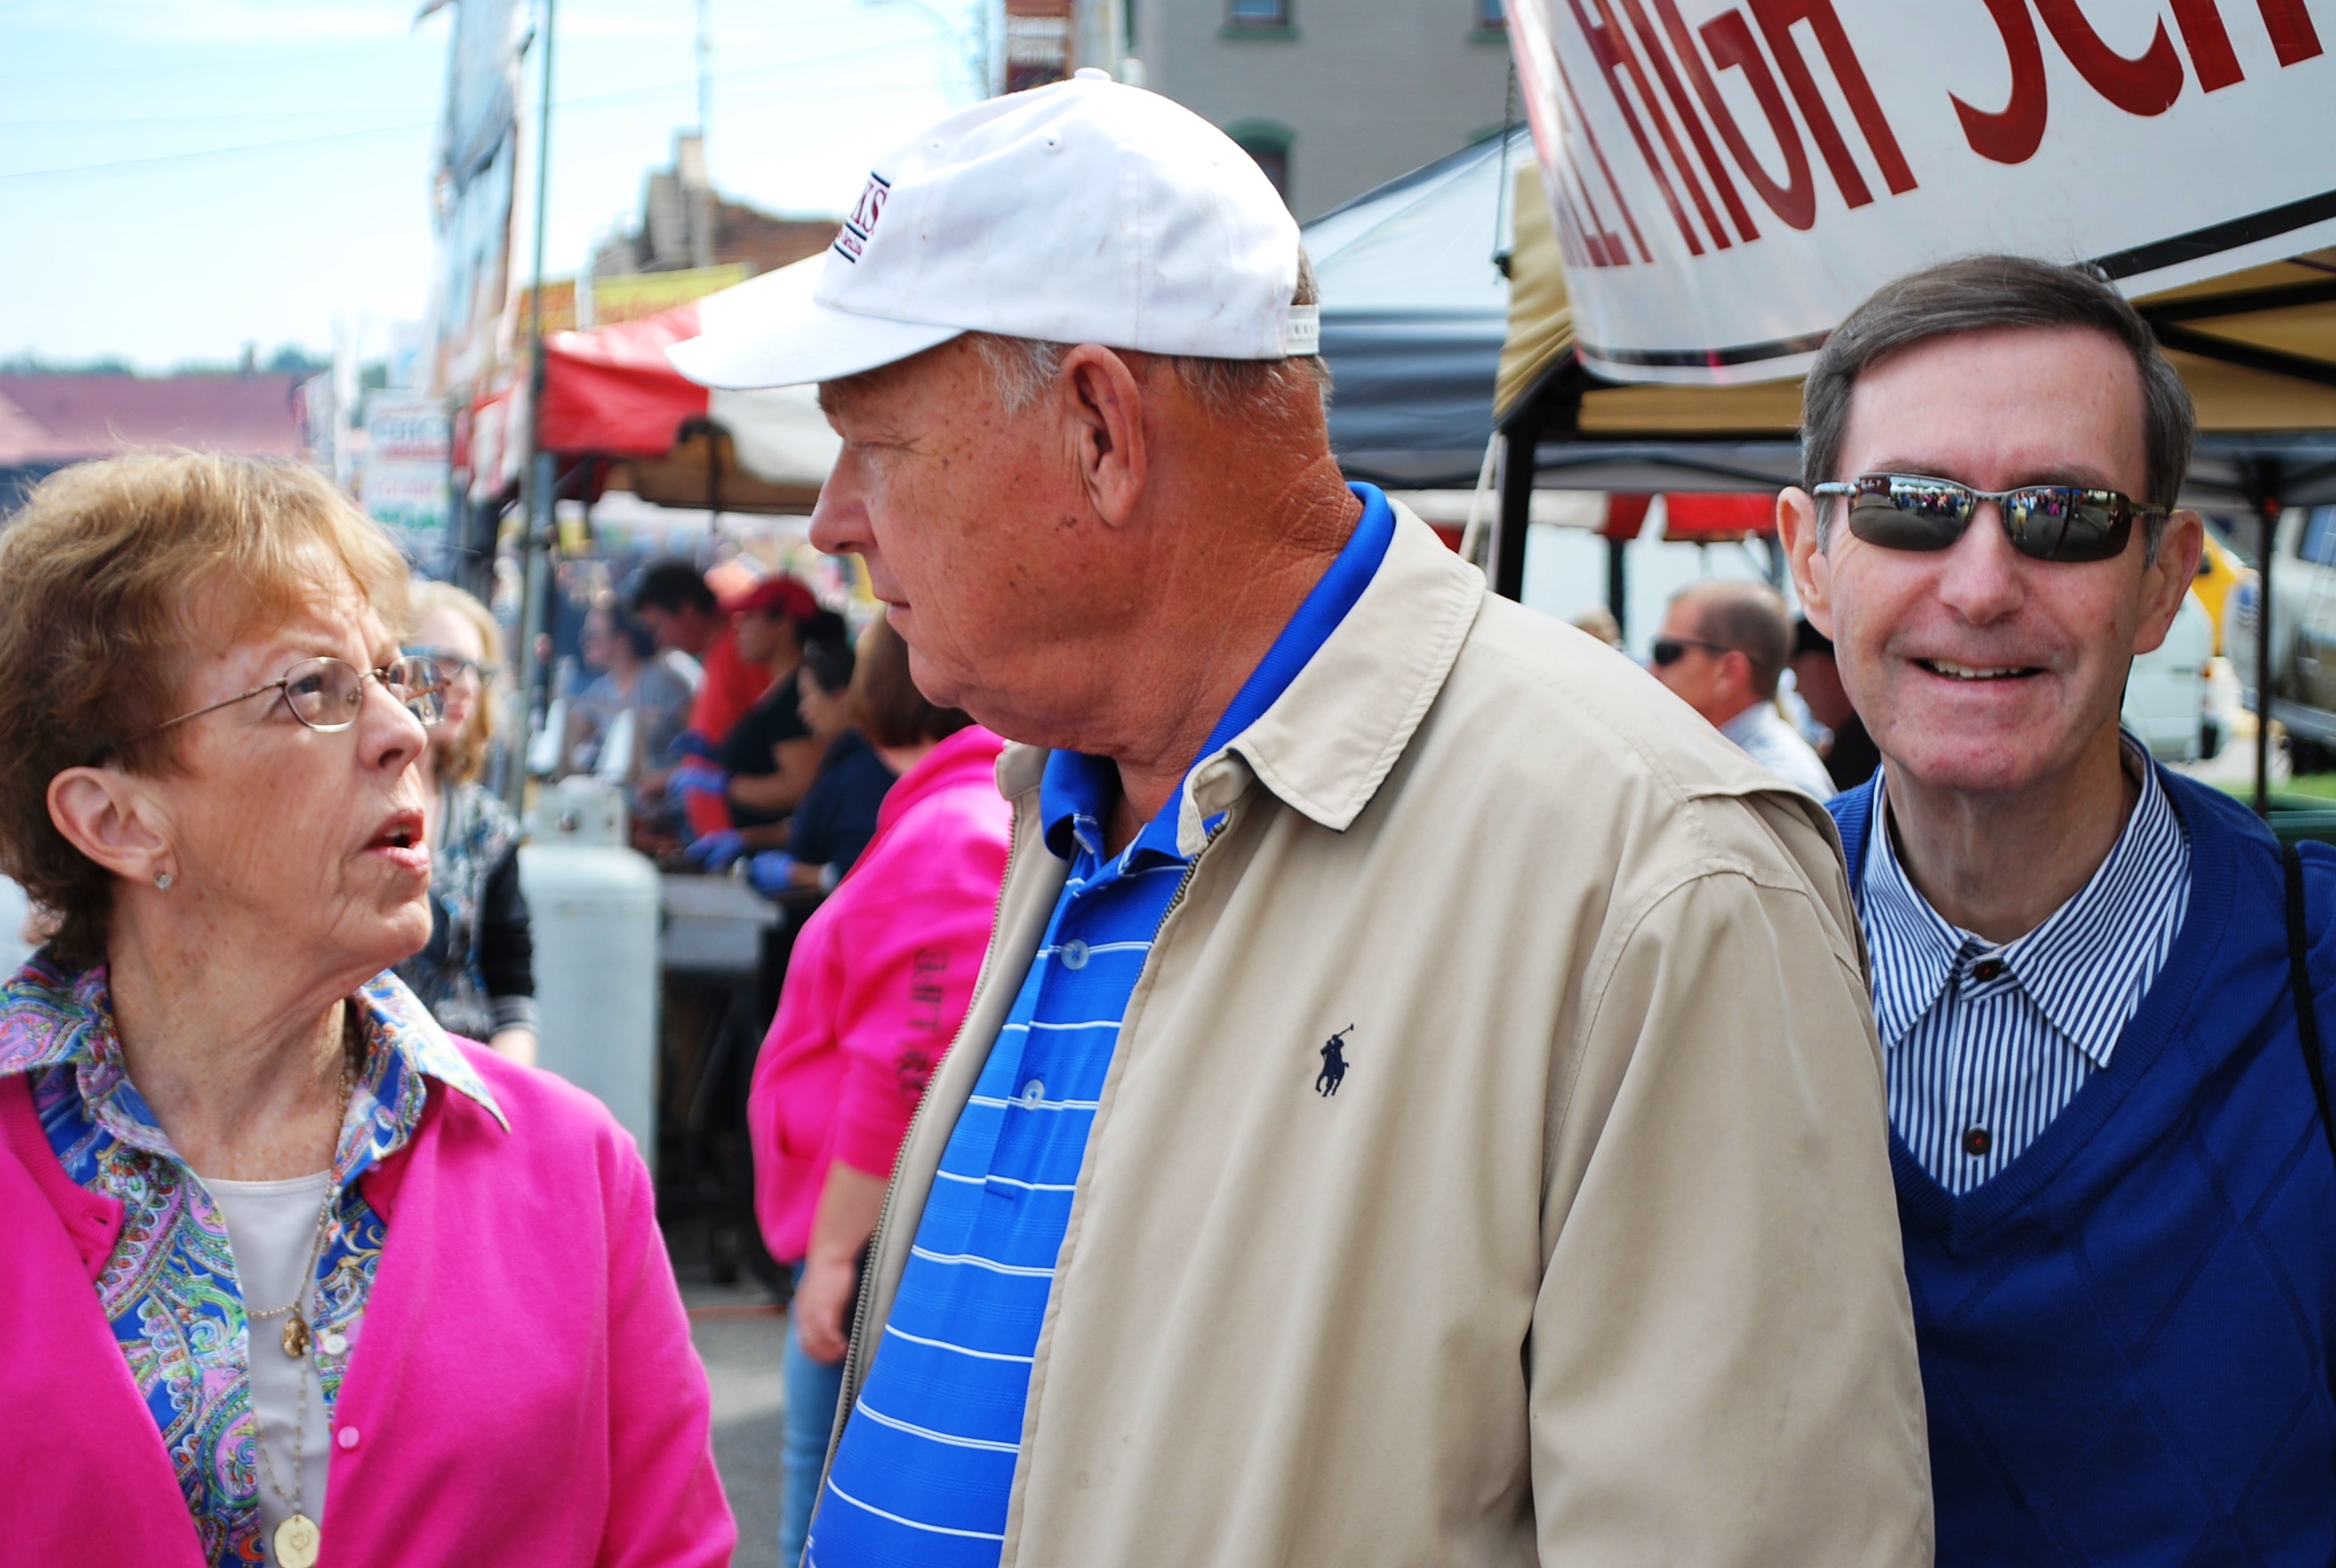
left=666, top=69, right=1318, bottom=390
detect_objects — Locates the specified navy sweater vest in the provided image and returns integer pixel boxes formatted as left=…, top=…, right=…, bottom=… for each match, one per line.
left=1831, top=771, right=2336, bottom=1566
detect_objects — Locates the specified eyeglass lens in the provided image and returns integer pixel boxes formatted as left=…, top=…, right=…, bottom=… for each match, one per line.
left=1844, top=477, right=2134, bottom=562
left=282, top=657, right=445, bottom=732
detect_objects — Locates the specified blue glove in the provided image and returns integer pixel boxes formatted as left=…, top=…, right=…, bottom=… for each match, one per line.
left=746, top=852, right=799, bottom=899
left=670, top=730, right=722, bottom=763
left=686, top=829, right=748, bottom=871
left=671, top=758, right=730, bottom=799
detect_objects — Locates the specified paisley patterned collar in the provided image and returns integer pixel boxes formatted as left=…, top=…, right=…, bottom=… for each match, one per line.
left=0, top=952, right=506, bottom=1166
left=0, top=952, right=505, bottom=1568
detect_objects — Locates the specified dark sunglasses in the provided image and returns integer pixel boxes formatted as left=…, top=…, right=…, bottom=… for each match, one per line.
left=1812, top=473, right=2163, bottom=563
left=1649, top=635, right=1736, bottom=668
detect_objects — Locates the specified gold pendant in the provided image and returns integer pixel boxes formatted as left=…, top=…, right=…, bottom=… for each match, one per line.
left=281, top=1314, right=311, bottom=1360
left=274, top=1512, right=321, bottom=1568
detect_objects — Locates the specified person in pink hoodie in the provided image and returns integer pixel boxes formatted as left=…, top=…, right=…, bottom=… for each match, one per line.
left=0, top=455, right=732, bottom=1568
left=746, top=612, right=1012, bottom=1567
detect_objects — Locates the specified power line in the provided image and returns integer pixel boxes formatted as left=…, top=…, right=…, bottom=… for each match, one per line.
left=0, top=36, right=941, bottom=184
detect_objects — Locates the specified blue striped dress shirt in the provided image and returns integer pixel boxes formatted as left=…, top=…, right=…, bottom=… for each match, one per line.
left=1860, top=742, right=2191, bottom=1194
left=807, top=486, right=1396, bottom=1568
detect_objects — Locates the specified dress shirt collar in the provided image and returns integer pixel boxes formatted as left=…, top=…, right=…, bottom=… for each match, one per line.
left=1863, top=739, right=2188, bottom=1070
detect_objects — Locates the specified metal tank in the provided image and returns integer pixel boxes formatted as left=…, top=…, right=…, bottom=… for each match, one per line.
left=519, top=778, right=661, bottom=1157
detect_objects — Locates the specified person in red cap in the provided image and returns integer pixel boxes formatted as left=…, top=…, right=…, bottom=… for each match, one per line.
left=669, top=576, right=847, bottom=865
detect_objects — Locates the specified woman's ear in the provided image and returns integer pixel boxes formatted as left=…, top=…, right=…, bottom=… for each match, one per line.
left=48, top=767, right=173, bottom=886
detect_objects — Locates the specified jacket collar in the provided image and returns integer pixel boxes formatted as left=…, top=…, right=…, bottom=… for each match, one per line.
left=992, top=502, right=1482, bottom=853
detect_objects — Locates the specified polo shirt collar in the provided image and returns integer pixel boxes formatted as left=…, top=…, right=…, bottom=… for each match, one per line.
left=1863, top=740, right=2186, bottom=1070
left=1041, top=482, right=1400, bottom=862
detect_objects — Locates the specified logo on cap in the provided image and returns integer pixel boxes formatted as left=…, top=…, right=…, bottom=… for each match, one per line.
left=834, top=173, right=891, bottom=264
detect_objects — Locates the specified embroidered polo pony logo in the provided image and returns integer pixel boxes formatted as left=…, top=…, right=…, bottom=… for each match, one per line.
left=1316, top=1025, right=1354, bottom=1097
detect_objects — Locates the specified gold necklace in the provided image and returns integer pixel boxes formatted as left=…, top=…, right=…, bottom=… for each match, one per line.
left=244, top=1038, right=357, bottom=1568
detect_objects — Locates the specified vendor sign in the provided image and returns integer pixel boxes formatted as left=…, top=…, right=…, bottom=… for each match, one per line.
left=362, top=393, right=454, bottom=545
left=1508, top=0, right=2336, bottom=382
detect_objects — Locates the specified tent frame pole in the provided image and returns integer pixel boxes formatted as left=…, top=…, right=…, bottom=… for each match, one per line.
left=2245, top=457, right=2284, bottom=818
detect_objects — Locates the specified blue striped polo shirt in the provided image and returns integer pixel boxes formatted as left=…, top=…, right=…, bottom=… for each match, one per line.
left=1862, top=738, right=2191, bottom=1194
left=808, top=485, right=1396, bottom=1568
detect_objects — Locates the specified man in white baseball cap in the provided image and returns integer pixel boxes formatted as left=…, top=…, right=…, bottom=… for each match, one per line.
left=674, top=71, right=1929, bottom=1568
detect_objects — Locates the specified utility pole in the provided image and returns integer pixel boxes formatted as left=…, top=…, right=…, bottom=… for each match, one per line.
left=511, top=0, right=557, bottom=810
left=696, top=0, right=712, bottom=139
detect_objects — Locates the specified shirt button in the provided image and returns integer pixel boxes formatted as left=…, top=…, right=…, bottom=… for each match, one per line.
left=1020, top=1078, right=1045, bottom=1108
left=1059, top=940, right=1090, bottom=970
left=322, top=1332, right=349, bottom=1357
left=336, top=1426, right=361, bottom=1450
left=1963, top=1127, right=1992, bottom=1157
left=1971, top=958, right=2006, bottom=982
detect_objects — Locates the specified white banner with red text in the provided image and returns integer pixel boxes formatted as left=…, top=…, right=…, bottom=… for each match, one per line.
left=1508, top=0, right=2336, bottom=382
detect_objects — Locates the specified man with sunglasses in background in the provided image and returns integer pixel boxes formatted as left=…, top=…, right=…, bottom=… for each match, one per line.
left=1781, top=254, right=2336, bottom=1566
left=1649, top=579, right=1834, bottom=800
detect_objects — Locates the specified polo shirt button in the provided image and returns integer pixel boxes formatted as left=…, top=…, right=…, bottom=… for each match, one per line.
left=336, top=1425, right=361, bottom=1450
left=1971, top=958, right=2006, bottom=982
left=1059, top=940, right=1090, bottom=970
left=1963, top=1127, right=1992, bottom=1157
left=1020, top=1079, right=1045, bottom=1108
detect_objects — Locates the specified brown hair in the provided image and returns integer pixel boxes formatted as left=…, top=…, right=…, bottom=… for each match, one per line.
left=407, top=578, right=503, bottom=785
left=851, top=613, right=973, bottom=749
left=0, top=452, right=411, bottom=967
left=1675, top=579, right=1792, bottom=699
left=1801, top=255, right=2194, bottom=561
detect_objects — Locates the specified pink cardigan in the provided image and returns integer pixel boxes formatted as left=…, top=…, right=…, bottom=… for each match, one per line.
left=749, top=724, right=1012, bottom=1261
left=0, top=1044, right=735, bottom=1566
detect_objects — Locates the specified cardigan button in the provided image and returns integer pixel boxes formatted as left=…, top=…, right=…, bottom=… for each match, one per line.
left=336, top=1425, right=361, bottom=1450
left=1962, top=1127, right=1992, bottom=1157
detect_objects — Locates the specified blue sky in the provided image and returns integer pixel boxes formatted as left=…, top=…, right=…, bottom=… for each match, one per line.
left=0, top=0, right=985, bottom=369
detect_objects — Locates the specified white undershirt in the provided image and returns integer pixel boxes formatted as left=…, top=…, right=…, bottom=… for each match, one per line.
left=207, top=1172, right=341, bottom=1560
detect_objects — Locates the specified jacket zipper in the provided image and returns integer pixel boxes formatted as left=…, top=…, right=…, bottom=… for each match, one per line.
left=824, top=806, right=1023, bottom=1467
left=812, top=800, right=1232, bottom=1545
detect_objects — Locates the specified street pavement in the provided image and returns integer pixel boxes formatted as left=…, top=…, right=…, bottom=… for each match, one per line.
left=678, top=1267, right=789, bottom=1568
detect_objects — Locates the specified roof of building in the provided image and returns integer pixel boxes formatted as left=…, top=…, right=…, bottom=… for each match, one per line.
left=0, top=373, right=307, bottom=465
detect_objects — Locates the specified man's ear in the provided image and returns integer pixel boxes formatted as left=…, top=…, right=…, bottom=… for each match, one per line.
left=1779, top=487, right=1836, bottom=639
left=1057, top=344, right=1149, bottom=528
left=2131, top=509, right=2206, bottom=657
left=48, top=767, right=173, bottom=886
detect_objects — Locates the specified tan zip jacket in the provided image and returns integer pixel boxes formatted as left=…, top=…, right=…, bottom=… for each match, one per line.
left=828, top=504, right=1932, bottom=1566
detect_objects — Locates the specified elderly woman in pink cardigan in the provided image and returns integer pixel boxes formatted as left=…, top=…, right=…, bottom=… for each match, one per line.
left=0, top=454, right=732, bottom=1568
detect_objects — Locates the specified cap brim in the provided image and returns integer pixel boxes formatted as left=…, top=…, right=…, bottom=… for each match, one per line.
left=666, top=256, right=964, bottom=390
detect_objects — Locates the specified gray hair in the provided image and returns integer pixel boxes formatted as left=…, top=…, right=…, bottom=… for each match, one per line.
left=1800, top=255, right=2195, bottom=563
left=967, top=247, right=1331, bottom=424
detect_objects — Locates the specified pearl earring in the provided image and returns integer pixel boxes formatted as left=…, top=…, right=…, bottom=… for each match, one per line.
left=154, top=872, right=173, bottom=890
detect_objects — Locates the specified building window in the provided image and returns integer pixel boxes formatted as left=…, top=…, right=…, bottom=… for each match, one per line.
left=1227, top=0, right=1290, bottom=27
left=1473, top=0, right=1506, bottom=31
left=1224, top=120, right=1294, bottom=205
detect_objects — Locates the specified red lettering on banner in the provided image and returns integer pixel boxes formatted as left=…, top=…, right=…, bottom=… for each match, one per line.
left=1617, top=0, right=1761, bottom=243
left=2035, top=0, right=2184, bottom=115
left=1955, top=0, right=2323, bottom=164
left=1746, top=0, right=1920, bottom=205
left=1569, top=0, right=1717, bottom=253
left=1693, top=6, right=1818, bottom=230
left=2259, top=0, right=2326, bottom=65
left=1550, top=40, right=1657, bottom=264
left=2168, top=0, right=2244, bottom=90
left=1956, top=0, right=2051, bottom=164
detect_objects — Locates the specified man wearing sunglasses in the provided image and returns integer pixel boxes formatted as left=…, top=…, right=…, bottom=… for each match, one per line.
left=1648, top=580, right=1834, bottom=801
left=1781, top=255, right=2336, bottom=1565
